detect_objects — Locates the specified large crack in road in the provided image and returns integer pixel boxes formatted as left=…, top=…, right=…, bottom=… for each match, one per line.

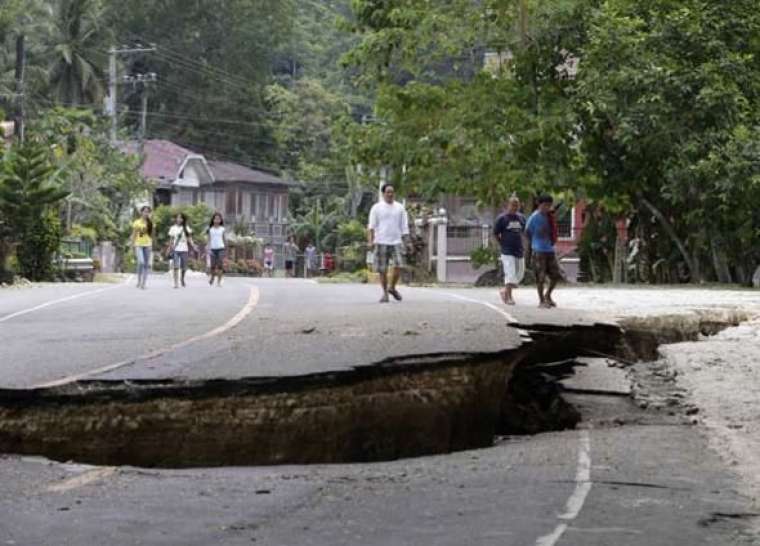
left=0, top=311, right=747, bottom=468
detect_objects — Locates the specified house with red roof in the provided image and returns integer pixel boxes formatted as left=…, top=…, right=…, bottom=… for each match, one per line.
left=133, top=139, right=293, bottom=252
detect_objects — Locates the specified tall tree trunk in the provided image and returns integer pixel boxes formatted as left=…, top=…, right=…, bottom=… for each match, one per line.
left=638, top=195, right=701, bottom=283
left=710, top=237, right=732, bottom=284
left=612, top=234, right=625, bottom=283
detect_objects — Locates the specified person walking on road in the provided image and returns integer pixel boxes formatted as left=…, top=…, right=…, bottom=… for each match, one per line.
left=131, top=205, right=153, bottom=289
left=305, top=242, right=317, bottom=277
left=263, top=243, right=274, bottom=277
left=493, top=196, right=526, bottom=305
left=283, top=237, right=298, bottom=278
left=206, top=212, right=226, bottom=287
left=167, top=213, right=195, bottom=288
left=526, top=195, right=563, bottom=308
left=368, top=183, right=410, bottom=303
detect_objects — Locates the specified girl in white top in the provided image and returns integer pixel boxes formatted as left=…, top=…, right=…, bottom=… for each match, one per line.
left=167, top=213, right=194, bottom=288
left=206, top=212, right=226, bottom=287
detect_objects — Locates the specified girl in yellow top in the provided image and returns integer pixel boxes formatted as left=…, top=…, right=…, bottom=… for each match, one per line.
left=130, top=206, right=154, bottom=289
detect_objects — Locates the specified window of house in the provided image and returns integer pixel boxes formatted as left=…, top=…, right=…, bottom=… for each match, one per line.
left=281, top=194, right=289, bottom=220
left=175, top=189, right=194, bottom=206
left=266, top=194, right=274, bottom=220
left=226, top=189, right=238, bottom=216
left=557, top=207, right=574, bottom=239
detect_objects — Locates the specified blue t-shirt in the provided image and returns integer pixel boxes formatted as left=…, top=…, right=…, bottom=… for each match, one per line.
left=526, top=211, right=554, bottom=253
left=493, top=213, right=526, bottom=258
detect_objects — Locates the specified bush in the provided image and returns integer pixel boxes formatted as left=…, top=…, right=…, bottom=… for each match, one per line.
left=17, top=211, right=62, bottom=281
left=469, top=246, right=499, bottom=270
left=152, top=203, right=213, bottom=249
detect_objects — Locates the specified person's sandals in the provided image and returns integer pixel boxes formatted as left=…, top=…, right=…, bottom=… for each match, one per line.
left=379, top=293, right=390, bottom=303
left=388, top=288, right=403, bottom=301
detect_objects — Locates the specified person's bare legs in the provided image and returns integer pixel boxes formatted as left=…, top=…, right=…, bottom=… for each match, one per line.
left=181, top=268, right=187, bottom=287
left=545, top=278, right=558, bottom=307
left=217, top=267, right=224, bottom=287
left=388, top=267, right=403, bottom=301
left=505, top=284, right=516, bottom=305
left=379, top=271, right=389, bottom=302
left=536, top=280, right=547, bottom=307
left=499, top=286, right=507, bottom=304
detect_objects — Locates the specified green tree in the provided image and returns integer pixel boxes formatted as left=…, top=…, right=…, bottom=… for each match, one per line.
left=265, top=78, right=352, bottom=182
left=0, top=143, right=69, bottom=280
left=46, top=0, right=109, bottom=106
left=573, top=0, right=760, bottom=282
left=29, top=107, right=148, bottom=241
left=343, top=0, right=589, bottom=204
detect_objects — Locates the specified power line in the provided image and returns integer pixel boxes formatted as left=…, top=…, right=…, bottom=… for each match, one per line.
left=122, top=108, right=334, bottom=134
left=135, top=115, right=282, bottom=147
left=148, top=79, right=283, bottom=120
left=124, top=32, right=256, bottom=90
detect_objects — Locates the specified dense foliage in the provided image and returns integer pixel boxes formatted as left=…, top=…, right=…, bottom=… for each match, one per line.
left=2, top=0, right=758, bottom=283
left=344, top=0, right=760, bottom=283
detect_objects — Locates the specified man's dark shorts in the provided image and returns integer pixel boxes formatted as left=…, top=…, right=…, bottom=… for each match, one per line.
left=374, top=244, right=405, bottom=273
left=533, top=252, right=562, bottom=283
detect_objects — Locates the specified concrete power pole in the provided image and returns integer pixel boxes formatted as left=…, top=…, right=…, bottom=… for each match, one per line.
left=108, top=47, right=117, bottom=142
left=107, top=45, right=156, bottom=143
left=123, top=73, right=157, bottom=141
left=14, top=34, right=25, bottom=143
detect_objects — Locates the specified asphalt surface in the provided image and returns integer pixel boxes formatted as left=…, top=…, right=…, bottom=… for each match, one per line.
left=0, top=276, right=757, bottom=545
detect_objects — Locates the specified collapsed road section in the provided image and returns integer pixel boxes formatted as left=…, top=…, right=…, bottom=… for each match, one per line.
left=0, top=310, right=747, bottom=468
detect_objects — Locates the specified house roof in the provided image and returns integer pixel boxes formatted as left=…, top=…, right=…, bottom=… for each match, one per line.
left=141, top=139, right=197, bottom=181
left=123, top=139, right=292, bottom=189
left=207, top=160, right=292, bottom=187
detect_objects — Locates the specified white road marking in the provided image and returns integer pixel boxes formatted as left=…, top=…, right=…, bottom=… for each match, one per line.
left=0, top=277, right=132, bottom=324
left=46, top=467, right=117, bottom=493
left=444, top=292, right=530, bottom=337
left=536, top=430, right=592, bottom=546
left=34, top=285, right=260, bottom=388
left=442, top=292, right=520, bottom=325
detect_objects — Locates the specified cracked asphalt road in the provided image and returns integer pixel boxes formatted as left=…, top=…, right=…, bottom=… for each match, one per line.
left=0, top=277, right=757, bottom=545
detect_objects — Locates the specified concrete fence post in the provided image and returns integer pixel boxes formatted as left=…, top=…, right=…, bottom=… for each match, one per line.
left=436, top=215, right=448, bottom=283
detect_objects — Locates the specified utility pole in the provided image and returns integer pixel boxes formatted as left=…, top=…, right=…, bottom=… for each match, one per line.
left=519, top=0, right=529, bottom=45
left=107, top=45, right=156, bottom=143
left=123, top=73, right=157, bottom=141
left=14, top=34, right=25, bottom=143
left=108, top=47, right=117, bottom=142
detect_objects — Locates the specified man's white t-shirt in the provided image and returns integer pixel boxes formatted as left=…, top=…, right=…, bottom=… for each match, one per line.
left=168, top=225, right=191, bottom=252
left=208, top=226, right=225, bottom=250
left=368, top=201, right=410, bottom=245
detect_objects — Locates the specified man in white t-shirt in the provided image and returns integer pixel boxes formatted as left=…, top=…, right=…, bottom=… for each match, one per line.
left=367, top=183, right=410, bottom=303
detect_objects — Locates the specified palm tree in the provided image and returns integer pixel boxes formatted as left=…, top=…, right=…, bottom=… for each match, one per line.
left=46, top=0, right=107, bottom=107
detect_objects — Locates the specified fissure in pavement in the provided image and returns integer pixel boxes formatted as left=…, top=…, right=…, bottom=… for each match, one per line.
left=0, top=312, right=745, bottom=468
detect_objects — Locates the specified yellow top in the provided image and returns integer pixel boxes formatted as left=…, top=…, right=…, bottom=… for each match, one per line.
left=132, top=219, right=152, bottom=247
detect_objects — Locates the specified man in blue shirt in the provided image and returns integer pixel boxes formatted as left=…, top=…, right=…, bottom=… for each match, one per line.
left=493, top=196, right=526, bottom=305
left=525, top=195, right=563, bottom=308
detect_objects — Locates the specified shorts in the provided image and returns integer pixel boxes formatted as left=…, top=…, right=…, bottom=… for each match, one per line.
left=171, top=251, right=188, bottom=270
left=285, top=260, right=294, bottom=270
left=501, top=255, right=525, bottom=286
left=210, top=248, right=225, bottom=269
left=264, top=260, right=274, bottom=270
left=533, top=252, right=562, bottom=283
left=374, top=244, right=405, bottom=273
